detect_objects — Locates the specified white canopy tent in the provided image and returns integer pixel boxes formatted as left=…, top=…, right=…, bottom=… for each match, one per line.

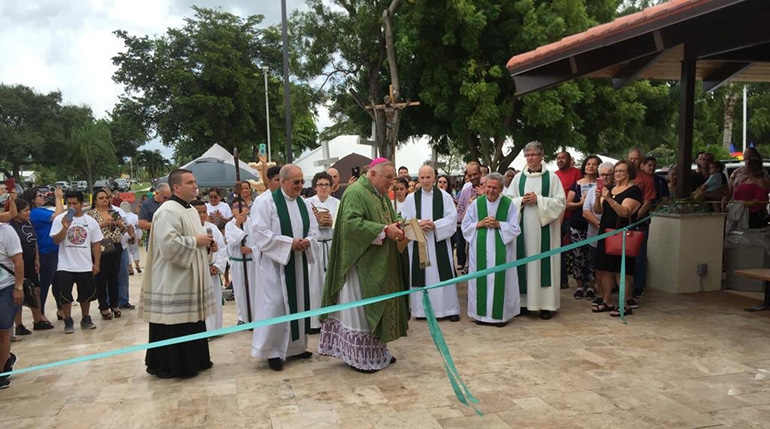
left=293, top=135, right=438, bottom=182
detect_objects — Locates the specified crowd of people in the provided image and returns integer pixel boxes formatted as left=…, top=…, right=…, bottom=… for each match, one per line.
left=1, top=144, right=768, bottom=388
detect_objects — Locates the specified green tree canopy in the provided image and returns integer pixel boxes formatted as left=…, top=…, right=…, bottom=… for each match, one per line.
left=112, top=6, right=319, bottom=162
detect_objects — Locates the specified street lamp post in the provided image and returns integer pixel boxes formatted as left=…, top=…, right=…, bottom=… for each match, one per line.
left=262, top=66, right=271, bottom=162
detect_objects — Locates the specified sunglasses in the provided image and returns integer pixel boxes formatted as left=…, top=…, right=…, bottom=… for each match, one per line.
left=289, top=179, right=303, bottom=186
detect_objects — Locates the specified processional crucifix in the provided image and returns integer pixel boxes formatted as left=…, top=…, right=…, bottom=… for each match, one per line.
left=350, top=85, right=420, bottom=162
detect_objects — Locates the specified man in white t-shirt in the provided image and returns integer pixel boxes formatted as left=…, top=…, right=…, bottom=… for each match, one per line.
left=0, top=223, right=24, bottom=389
left=50, top=191, right=104, bottom=334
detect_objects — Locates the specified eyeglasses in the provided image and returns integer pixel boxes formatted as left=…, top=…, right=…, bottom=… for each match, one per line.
left=316, top=183, right=330, bottom=188
left=289, top=179, right=303, bottom=186
left=614, top=169, right=628, bottom=174
left=599, top=173, right=612, bottom=177
left=437, top=180, right=447, bottom=184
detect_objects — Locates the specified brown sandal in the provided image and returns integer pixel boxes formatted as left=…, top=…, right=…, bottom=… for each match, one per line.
left=100, top=310, right=113, bottom=320
left=111, top=308, right=122, bottom=318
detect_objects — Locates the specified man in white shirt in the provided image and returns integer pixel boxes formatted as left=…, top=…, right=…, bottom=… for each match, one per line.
left=0, top=222, right=24, bottom=389
left=50, top=191, right=104, bottom=334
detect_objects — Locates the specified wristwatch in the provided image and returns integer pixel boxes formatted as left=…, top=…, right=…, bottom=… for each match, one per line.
left=14, top=284, right=23, bottom=291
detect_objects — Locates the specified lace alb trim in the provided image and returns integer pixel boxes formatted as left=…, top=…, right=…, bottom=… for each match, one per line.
left=318, top=318, right=392, bottom=371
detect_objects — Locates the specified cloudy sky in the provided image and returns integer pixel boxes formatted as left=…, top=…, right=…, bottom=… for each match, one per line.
left=0, top=0, right=319, bottom=158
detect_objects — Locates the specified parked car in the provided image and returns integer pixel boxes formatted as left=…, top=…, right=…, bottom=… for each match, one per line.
left=93, top=179, right=114, bottom=192
left=114, top=178, right=129, bottom=192
left=55, top=181, right=69, bottom=191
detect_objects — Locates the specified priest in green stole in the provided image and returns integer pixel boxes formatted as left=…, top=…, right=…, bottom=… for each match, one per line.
left=319, top=159, right=410, bottom=373
left=401, top=165, right=460, bottom=321
left=462, top=173, right=521, bottom=326
left=505, top=141, right=566, bottom=320
left=250, top=165, right=319, bottom=371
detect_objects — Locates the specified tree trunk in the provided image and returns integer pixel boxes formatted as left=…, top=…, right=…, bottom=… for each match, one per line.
left=723, top=87, right=740, bottom=153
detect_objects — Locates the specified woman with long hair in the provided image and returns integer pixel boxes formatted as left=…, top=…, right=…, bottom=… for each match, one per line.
left=87, top=189, right=127, bottom=319
left=592, top=160, right=642, bottom=317
left=9, top=198, right=53, bottom=335
left=21, top=187, right=65, bottom=321
left=569, top=155, right=601, bottom=300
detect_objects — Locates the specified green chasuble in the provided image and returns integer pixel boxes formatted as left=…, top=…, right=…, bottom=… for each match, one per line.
left=475, top=195, right=512, bottom=320
left=516, top=172, right=552, bottom=293
left=272, top=189, right=310, bottom=341
left=321, top=175, right=410, bottom=343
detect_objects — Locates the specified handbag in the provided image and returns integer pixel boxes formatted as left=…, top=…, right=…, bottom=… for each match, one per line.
left=101, top=238, right=118, bottom=255
left=604, top=228, right=643, bottom=257
left=0, top=263, right=39, bottom=309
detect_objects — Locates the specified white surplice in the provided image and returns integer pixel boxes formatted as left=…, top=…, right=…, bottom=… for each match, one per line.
left=204, top=221, right=227, bottom=332
left=225, top=217, right=258, bottom=323
left=304, top=194, right=340, bottom=329
left=401, top=188, right=460, bottom=318
left=461, top=196, right=521, bottom=323
left=250, top=190, right=319, bottom=361
left=505, top=164, right=566, bottom=312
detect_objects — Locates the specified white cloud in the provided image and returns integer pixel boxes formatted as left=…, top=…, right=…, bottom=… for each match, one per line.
left=0, top=0, right=317, bottom=160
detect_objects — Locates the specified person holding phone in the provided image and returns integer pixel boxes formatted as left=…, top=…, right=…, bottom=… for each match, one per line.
left=583, top=162, right=615, bottom=305
left=50, top=191, right=103, bottom=334
left=23, top=187, right=65, bottom=322
left=87, top=189, right=127, bottom=320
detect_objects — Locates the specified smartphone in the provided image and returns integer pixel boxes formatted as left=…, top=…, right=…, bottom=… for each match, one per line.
left=352, top=166, right=361, bottom=178
left=65, top=208, right=76, bottom=222
left=5, top=178, right=15, bottom=192
left=596, top=177, right=604, bottom=193
left=258, top=143, right=267, bottom=158
left=111, top=211, right=121, bottom=221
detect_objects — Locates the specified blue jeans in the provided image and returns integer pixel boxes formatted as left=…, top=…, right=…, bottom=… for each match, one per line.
left=118, top=249, right=130, bottom=307
left=0, top=286, right=20, bottom=330
left=38, top=252, right=61, bottom=316
left=633, top=223, right=650, bottom=292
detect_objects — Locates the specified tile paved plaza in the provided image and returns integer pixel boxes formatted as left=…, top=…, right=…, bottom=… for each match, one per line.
left=3, top=272, right=770, bottom=428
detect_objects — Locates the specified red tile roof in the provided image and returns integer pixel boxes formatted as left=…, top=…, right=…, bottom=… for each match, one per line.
left=507, top=0, right=728, bottom=73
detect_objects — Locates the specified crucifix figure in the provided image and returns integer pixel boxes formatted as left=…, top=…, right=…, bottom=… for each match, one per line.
left=351, top=86, right=420, bottom=161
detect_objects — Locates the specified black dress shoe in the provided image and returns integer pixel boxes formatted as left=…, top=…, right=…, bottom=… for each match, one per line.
left=447, top=315, right=460, bottom=322
left=119, top=303, right=136, bottom=310
left=267, top=358, right=283, bottom=371
left=540, top=310, right=552, bottom=320
left=390, top=356, right=397, bottom=364
left=519, top=307, right=531, bottom=316
left=292, top=351, right=313, bottom=359
left=474, top=320, right=507, bottom=328
left=308, top=328, right=321, bottom=335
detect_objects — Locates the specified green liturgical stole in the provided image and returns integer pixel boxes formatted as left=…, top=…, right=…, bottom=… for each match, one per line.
left=411, top=188, right=455, bottom=287
left=476, top=195, right=511, bottom=320
left=516, top=172, right=552, bottom=293
left=272, top=189, right=310, bottom=341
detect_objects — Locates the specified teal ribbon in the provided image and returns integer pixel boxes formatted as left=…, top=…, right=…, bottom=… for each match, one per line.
left=228, top=256, right=252, bottom=262
left=1, top=207, right=666, bottom=412
left=423, top=289, right=481, bottom=415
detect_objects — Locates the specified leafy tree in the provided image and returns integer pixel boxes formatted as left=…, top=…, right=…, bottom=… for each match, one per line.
left=107, top=102, right=149, bottom=163
left=112, top=6, right=318, bottom=162
left=69, top=119, right=117, bottom=192
left=0, top=84, right=62, bottom=178
left=136, top=149, right=171, bottom=181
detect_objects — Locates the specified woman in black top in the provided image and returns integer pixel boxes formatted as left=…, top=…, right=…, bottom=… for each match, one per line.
left=9, top=198, right=54, bottom=334
left=568, top=155, right=601, bottom=300
left=592, top=160, right=642, bottom=317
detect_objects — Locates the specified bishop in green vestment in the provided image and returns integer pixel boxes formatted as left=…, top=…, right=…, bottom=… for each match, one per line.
left=319, top=159, right=410, bottom=373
